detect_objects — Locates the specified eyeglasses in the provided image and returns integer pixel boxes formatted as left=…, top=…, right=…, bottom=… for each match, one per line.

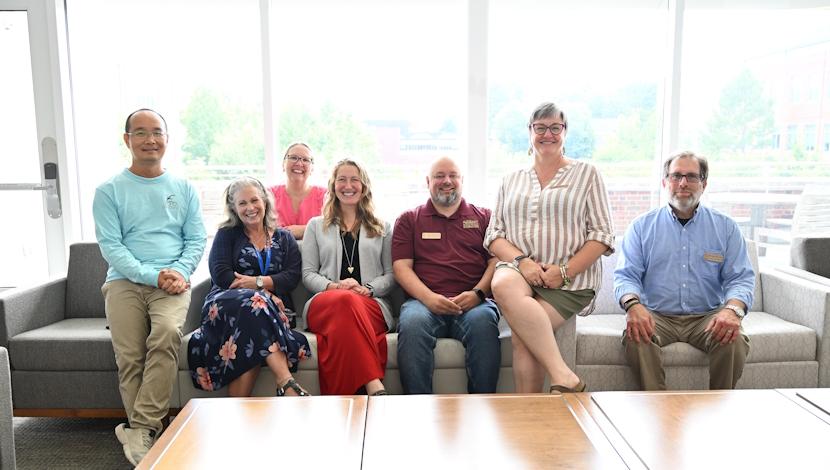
left=127, top=130, right=167, bottom=140
left=530, top=123, right=566, bottom=135
left=667, top=172, right=703, bottom=183
left=285, top=155, right=314, bottom=164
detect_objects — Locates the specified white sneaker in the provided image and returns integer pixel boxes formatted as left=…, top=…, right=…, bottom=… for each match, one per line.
left=115, top=423, right=154, bottom=466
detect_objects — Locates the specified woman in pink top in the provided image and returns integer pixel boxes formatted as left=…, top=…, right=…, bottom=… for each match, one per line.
left=269, top=142, right=327, bottom=240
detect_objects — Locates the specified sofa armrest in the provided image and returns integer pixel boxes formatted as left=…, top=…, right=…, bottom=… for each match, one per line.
left=760, top=268, right=830, bottom=387
left=0, top=278, right=67, bottom=346
left=0, top=347, right=16, bottom=469
left=183, top=276, right=212, bottom=334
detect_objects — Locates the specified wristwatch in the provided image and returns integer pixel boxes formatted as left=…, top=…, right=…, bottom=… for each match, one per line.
left=472, top=287, right=487, bottom=302
left=619, top=294, right=639, bottom=310
left=256, top=275, right=264, bottom=289
left=723, top=304, right=746, bottom=320
left=512, top=255, right=529, bottom=268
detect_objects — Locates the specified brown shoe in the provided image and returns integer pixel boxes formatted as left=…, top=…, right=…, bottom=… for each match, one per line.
left=549, top=380, right=586, bottom=394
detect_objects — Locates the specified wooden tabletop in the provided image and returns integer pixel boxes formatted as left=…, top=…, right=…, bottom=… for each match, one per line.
left=137, top=396, right=367, bottom=469
left=361, top=393, right=626, bottom=470
left=578, top=389, right=830, bottom=470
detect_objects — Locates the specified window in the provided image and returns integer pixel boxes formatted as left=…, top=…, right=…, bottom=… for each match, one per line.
left=267, top=0, right=466, bottom=223
left=67, top=0, right=262, bottom=239
left=804, top=124, right=817, bottom=152
left=680, top=4, right=830, bottom=262
left=487, top=0, right=667, bottom=235
left=824, top=124, right=830, bottom=152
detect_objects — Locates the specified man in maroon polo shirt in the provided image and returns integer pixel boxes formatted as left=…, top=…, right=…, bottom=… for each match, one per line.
left=392, top=157, right=501, bottom=394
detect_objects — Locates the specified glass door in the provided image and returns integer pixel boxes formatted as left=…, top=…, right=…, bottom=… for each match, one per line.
left=0, top=2, right=71, bottom=288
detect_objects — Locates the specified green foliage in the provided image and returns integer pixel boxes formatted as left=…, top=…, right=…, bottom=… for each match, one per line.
left=179, top=89, right=378, bottom=169
left=700, top=69, right=774, bottom=155
left=593, top=109, right=656, bottom=162
left=180, top=88, right=228, bottom=165
left=277, top=102, right=379, bottom=166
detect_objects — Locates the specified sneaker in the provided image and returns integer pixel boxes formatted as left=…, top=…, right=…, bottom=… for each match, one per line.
left=115, top=423, right=155, bottom=466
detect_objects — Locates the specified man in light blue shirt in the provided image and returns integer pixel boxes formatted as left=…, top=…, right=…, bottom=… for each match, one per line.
left=93, top=109, right=206, bottom=465
left=614, top=151, right=754, bottom=390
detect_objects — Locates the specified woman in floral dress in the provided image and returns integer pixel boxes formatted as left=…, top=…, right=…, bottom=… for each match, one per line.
left=189, top=177, right=311, bottom=396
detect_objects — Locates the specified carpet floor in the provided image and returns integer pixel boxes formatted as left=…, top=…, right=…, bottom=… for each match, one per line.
left=13, top=417, right=131, bottom=469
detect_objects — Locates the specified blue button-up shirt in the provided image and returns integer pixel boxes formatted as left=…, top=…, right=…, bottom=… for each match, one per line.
left=614, top=204, right=755, bottom=314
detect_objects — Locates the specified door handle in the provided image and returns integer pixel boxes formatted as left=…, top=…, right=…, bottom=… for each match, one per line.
left=0, top=137, right=62, bottom=218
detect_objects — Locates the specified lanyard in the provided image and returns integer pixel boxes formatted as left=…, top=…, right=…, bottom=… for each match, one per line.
left=253, top=235, right=272, bottom=276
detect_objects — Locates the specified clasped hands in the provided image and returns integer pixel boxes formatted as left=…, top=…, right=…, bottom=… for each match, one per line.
left=424, top=290, right=482, bottom=316
left=229, top=273, right=285, bottom=312
left=157, top=268, right=190, bottom=295
left=329, top=278, right=372, bottom=297
left=518, top=259, right=564, bottom=289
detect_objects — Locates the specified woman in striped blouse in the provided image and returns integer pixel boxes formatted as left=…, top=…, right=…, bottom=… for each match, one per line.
left=485, top=102, right=615, bottom=394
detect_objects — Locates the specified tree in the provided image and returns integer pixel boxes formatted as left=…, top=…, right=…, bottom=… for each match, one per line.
left=180, top=88, right=227, bottom=164
left=593, top=109, right=657, bottom=162
left=701, top=69, right=775, bottom=155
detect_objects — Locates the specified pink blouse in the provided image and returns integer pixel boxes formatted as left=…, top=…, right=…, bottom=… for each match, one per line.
left=269, top=184, right=327, bottom=227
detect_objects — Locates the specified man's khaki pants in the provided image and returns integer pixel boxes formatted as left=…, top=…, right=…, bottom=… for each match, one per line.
left=103, top=279, right=190, bottom=435
left=622, top=311, right=750, bottom=391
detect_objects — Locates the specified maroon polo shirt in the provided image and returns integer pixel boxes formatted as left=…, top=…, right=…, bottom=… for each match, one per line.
left=392, top=198, right=492, bottom=298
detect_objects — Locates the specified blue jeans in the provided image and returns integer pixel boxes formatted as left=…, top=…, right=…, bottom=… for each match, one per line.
left=397, top=298, right=501, bottom=394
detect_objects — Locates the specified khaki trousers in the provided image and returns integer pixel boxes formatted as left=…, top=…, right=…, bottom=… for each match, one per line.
left=622, top=311, right=750, bottom=391
left=102, top=279, right=190, bottom=434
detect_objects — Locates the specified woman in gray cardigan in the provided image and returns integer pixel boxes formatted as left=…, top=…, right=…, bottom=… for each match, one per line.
left=301, top=159, right=396, bottom=395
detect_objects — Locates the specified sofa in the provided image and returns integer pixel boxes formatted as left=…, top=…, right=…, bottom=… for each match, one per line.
left=1, top=240, right=829, bottom=418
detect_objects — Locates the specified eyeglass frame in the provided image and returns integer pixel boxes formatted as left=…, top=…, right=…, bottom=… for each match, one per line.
left=529, top=123, right=567, bottom=135
left=666, top=172, right=704, bottom=184
left=126, top=130, right=167, bottom=140
left=284, top=154, right=314, bottom=164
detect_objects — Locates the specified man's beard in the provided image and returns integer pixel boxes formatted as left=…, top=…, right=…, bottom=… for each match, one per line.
left=432, top=190, right=459, bottom=207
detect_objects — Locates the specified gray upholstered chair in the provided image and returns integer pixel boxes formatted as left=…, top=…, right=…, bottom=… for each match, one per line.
left=0, top=346, right=16, bottom=470
left=790, top=236, right=830, bottom=279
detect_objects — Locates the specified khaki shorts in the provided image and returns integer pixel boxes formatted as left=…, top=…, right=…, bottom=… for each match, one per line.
left=496, top=261, right=595, bottom=319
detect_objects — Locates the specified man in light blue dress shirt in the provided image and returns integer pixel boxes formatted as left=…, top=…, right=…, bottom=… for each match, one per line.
left=614, top=151, right=755, bottom=390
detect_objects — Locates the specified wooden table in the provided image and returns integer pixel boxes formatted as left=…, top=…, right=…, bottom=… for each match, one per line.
left=573, top=389, right=830, bottom=470
left=137, top=396, right=367, bottom=469
left=361, top=394, right=626, bottom=469
left=137, top=389, right=830, bottom=469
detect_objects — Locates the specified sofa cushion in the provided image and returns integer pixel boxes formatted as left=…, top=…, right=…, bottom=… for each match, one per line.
left=9, top=318, right=115, bottom=371
left=65, top=243, right=108, bottom=319
left=576, top=311, right=815, bottom=367
left=180, top=329, right=514, bottom=372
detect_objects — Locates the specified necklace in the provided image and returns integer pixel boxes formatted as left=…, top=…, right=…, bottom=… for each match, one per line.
left=340, top=230, right=357, bottom=274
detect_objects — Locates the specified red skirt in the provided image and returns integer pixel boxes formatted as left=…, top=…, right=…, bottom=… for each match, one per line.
left=306, top=290, right=388, bottom=395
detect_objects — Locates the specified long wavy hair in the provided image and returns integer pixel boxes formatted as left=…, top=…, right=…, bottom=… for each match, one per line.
left=218, top=176, right=278, bottom=233
left=322, top=159, right=385, bottom=238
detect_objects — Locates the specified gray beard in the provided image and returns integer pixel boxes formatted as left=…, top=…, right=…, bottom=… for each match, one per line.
left=432, top=191, right=459, bottom=207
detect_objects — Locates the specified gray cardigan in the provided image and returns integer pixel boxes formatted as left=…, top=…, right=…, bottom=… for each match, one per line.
left=301, top=216, right=397, bottom=328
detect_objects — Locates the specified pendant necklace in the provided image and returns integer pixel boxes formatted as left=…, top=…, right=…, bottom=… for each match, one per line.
left=340, top=229, right=357, bottom=274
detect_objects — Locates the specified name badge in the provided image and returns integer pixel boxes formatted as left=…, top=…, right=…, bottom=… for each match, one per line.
left=703, top=252, right=724, bottom=263
left=462, top=219, right=480, bottom=229
left=422, top=232, right=442, bottom=240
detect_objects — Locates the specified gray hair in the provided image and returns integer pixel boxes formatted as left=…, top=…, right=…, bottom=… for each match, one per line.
left=218, top=176, right=278, bottom=232
left=663, top=150, right=709, bottom=181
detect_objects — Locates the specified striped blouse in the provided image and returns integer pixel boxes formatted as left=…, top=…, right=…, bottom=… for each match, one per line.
left=484, top=160, right=615, bottom=295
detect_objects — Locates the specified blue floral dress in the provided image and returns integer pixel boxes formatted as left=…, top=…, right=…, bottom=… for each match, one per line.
left=188, top=234, right=311, bottom=391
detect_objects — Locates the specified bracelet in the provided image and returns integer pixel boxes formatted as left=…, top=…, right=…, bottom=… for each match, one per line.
left=623, top=299, right=641, bottom=312
left=559, top=263, right=571, bottom=288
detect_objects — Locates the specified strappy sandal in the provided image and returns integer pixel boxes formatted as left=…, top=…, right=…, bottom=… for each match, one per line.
left=370, top=390, right=388, bottom=396
left=277, top=377, right=310, bottom=396
left=549, top=379, right=586, bottom=394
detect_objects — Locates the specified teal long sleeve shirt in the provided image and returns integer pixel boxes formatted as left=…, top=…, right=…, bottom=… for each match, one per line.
left=93, top=169, right=207, bottom=287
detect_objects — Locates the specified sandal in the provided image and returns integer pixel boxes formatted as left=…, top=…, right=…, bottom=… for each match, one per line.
left=549, top=380, right=586, bottom=394
left=370, top=390, right=389, bottom=396
left=277, top=377, right=310, bottom=397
